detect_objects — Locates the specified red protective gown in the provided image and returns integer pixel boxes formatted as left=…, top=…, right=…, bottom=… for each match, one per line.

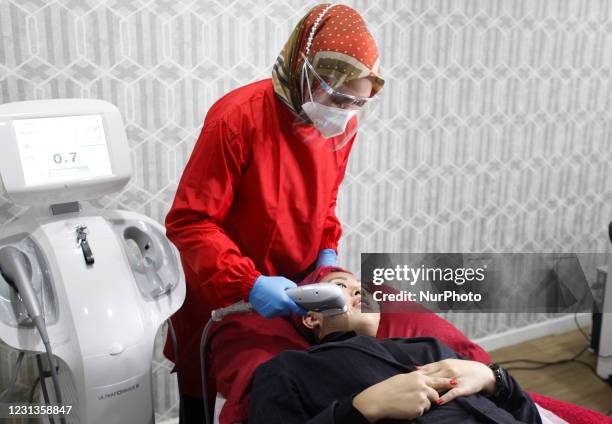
left=164, top=79, right=355, bottom=397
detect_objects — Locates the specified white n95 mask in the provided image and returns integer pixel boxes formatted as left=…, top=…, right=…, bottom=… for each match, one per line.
left=301, top=101, right=357, bottom=139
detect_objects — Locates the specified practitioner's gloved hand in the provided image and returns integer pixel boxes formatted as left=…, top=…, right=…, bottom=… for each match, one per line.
left=248, top=275, right=307, bottom=318
left=316, top=249, right=337, bottom=267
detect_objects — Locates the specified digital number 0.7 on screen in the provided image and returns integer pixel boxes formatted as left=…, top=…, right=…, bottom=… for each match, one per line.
left=52, top=152, right=77, bottom=164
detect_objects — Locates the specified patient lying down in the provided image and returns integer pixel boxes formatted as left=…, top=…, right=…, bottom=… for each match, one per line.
left=249, top=269, right=543, bottom=424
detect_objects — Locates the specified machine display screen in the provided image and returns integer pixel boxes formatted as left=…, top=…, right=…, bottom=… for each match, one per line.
left=13, top=114, right=113, bottom=187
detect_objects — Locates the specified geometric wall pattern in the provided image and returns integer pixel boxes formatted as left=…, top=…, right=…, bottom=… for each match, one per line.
left=1, top=0, right=612, bottom=421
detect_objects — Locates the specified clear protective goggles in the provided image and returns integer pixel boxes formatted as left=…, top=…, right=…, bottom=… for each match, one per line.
left=301, top=53, right=376, bottom=108
left=301, top=54, right=375, bottom=109
left=295, top=54, right=380, bottom=150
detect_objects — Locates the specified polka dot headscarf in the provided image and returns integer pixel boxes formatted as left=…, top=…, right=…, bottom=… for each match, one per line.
left=272, top=3, right=385, bottom=115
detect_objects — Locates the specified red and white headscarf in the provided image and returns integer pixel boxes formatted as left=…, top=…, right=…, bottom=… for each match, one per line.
left=272, top=4, right=385, bottom=115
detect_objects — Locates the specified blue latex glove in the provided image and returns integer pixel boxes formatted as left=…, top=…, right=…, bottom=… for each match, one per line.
left=248, top=275, right=306, bottom=318
left=316, top=248, right=337, bottom=268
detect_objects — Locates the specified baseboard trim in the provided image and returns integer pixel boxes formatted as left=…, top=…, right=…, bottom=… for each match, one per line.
left=473, top=313, right=591, bottom=352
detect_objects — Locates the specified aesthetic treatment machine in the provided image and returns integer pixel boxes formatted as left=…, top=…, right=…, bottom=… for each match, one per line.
left=0, top=99, right=185, bottom=423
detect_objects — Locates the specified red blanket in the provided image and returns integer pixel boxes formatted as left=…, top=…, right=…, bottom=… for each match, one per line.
left=529, top=392, right=612, bottom=423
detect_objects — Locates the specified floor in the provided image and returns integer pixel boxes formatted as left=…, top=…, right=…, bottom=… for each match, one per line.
left=489, top=329, right=612, bottom=416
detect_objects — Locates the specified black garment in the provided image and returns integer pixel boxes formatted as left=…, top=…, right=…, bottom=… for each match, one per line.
left=249, top=332, right=542, bottom=424
left=178, top=393, right=205, bottom=424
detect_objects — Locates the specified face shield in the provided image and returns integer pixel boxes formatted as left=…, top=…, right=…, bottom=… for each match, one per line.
left=293, top=53, right=380, bottom=150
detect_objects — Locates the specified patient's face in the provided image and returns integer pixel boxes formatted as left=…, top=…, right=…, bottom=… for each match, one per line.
left=302, top=272, right=380, bottom=339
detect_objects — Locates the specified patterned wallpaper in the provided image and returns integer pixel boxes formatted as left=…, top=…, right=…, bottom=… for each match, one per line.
left=1, top=0, right=612, bottom=421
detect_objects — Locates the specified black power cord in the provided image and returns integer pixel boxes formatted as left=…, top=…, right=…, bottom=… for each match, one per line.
left=497, top=313, right=612, bottom=386
left=36, top=354, right=55, bottom=424
left=500, top=350, right=611, bottom=386
left=28, top=361, right=61, bottom=403
left=573, top=310, right=612, bottom=359
left=497, top=264, right=612, bottom=380
left=28, top=376, right=41, bottom=403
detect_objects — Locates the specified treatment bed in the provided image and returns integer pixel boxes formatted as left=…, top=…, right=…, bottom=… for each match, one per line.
left=202, top=309, right=611, bottom=424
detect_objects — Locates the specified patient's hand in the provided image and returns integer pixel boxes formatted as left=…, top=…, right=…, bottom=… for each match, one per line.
left=416, top=359, right=496, bottom=405
left=352, top=372, right=454, bottom=422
